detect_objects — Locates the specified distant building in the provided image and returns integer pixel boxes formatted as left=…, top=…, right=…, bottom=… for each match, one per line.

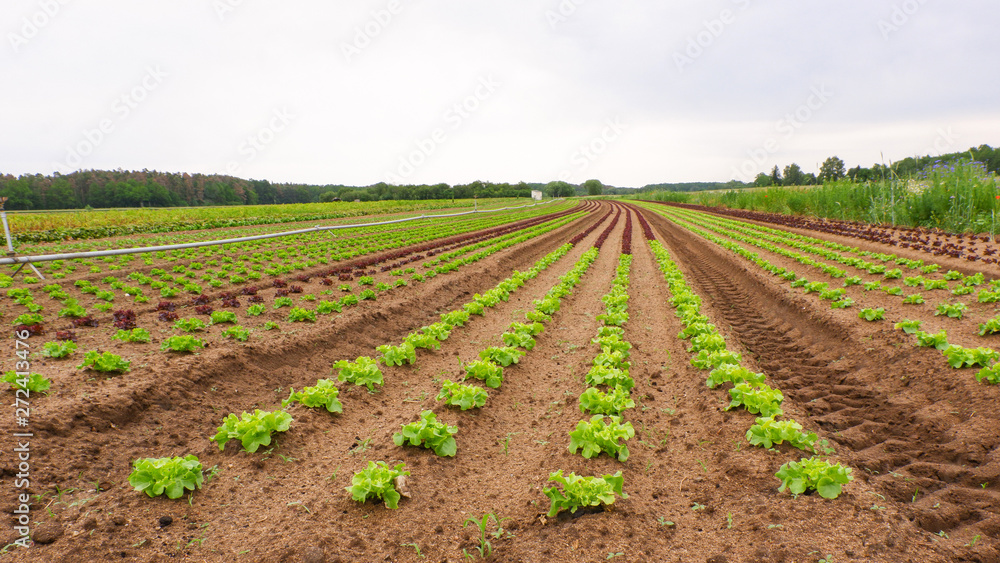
left=531, top=190, right=543, bottom=201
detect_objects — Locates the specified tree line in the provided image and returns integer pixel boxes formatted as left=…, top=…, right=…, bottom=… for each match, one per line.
left=0, top=170, right=553, bottom=210
left=749, top=144, right=1000, bottom=187
left=3, top=144, right=995, bottom=210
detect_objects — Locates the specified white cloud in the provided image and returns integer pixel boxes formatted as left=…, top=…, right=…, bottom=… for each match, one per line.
left=1, top=0, right=997, bottom=187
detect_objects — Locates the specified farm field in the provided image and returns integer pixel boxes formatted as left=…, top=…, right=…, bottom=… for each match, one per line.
left=2, top=198, right=532, bottom=246
left=4, top=199, right=1000, bottom=562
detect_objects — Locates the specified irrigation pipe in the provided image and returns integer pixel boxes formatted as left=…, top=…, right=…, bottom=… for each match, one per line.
left=0, top=199, right=562, bottom=268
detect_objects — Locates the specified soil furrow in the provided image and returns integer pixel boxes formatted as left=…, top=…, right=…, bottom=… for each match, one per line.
left=647, top=208, right=1000, bottom=553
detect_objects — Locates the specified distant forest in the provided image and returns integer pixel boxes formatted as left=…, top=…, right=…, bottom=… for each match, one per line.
left=0, top=171, right=551, bottom=210
left=0, top=169, right=736, bottom=211
left=1, top=144, right=995, bottom=210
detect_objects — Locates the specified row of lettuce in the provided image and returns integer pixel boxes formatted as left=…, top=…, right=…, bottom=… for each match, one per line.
left=3, top=208, right=589, bottom=391
left=649, top=203, right=1000, bottom=385
left=42, top=202, right=858, bottom=526
left=0, top=203, right=580, bottom=348
left=122, top=206, right=618, bottom=512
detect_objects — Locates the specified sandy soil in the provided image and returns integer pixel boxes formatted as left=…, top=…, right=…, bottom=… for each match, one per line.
left=3, top=201, right=998, bottom=563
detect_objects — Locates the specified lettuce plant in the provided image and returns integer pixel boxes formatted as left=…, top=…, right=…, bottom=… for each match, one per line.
left=282, top=379, right=342, bottom=413
left=942, top=345, right=1000, bottom=369
left=746, top=417, right=817, bottom=451
left=288, top=307, right=316, bottom=322
left=317, top=301, right=341, bottom=314
left=437, top=379, right=488, bottom=410
left=211, top=409, right=292, bottom=453
left=690, top=349, right=741, bottom=370
left=78, top=350, right=130, bottom=373
left=976, top=364, right=1000, bottom=385
left=222, top=325, right=251, bottom=342
left=706, top=364, right=765, bottom=389
left=393, top=410, right=458, bottom=457
left=3, top=371, right=51, bottom=393
left=980, top=317, right=1000, bottom=336
left=41, top=340, right=77, bottom=358
left=935, top=302, right=967, bottom=319
left=688, top=333, right=726, bottom=353
left=726, top=383, right=783, bottom=418
left=893, top=319, right=923, bottom=334
left=112, top=328, right=152, bottom=343
left=578, top=387, right=634, bottom=416
left=440, top=310, right=470, bottom=327
left=129, top=455, right=204, bottom=499
left=334, top=356, right=383, bottom=391
left=12, top=313, right=44, bottom=326
left=857, top=308, right=884, bottom=321
left=569, top=415, right=634, bottom=462
left=543, top=470, right=627, bottom=517
left=58, top=301, right=87, bottom=318
left=173, top=317, right=206, bottom=332
left=464, top=360, right=504, bottom=388
left=478, top=347, right=524, bottom=367
left=161, top=335, right=205, bottom=353
left=346, top=461, right=410, bottom=509
left=377, top=343, right=416, bottom=366
left=584, top=365, right=634, bottom=391
left=914, top=330, right=949, bottom=350
left=404, top=332, right=441, bottom=351
left=775, top=457, right=852, bottom=499
left=210, top=310, right=238, bottom=324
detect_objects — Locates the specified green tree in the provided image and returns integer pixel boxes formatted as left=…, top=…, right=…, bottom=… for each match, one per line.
left=782, top=163, right=806, bottom=186
left=582, top=179, right=604, bottom=196
left=819, top=156, right=846, bottom=183
left=769, top=165, right=782, bottom=186
left=0, top=179, right=40, bottom=210
left=46, top=178, right=80, bottom=209
left=753, top=173, right=772, bottom=187
left=545, top=181, right=575, bottom=198
left=847, top=166, right=872, bottom=182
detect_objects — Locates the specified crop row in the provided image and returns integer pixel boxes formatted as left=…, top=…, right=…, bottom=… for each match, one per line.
left=643, top=204, right=1000, bottom=385
left=546, top=246, right=636, bottom=518
left=4, top=203, right=577, bottom=290
left=669, top=204, right=1000, bottom=340
left=663, top=205, right=998, bottom=317
left=639, top=212, right=854, bottom=499
left=662, top=202, right=1000, bottom=265
left=12, top=212, right=590, bottom=381
left=4, top=208, right=589, bottom=346
left=110, top=207, right=617, bottom=505
left=5, top=198, right=533, bottom=246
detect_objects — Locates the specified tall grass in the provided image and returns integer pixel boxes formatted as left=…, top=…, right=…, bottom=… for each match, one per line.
left=672, top=159, right=1000, bottom=234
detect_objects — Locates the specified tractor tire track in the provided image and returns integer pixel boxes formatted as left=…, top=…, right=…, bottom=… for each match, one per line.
left=649, top=212, right=1000, bottom=542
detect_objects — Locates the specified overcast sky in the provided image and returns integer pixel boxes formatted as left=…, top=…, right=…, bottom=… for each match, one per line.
left=2, top=1, right=998, bottom=188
